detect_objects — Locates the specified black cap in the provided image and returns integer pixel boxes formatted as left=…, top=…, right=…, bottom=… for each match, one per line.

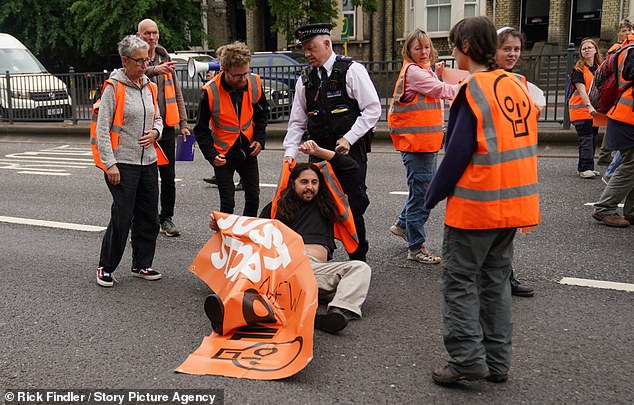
left=295, top=23, right=333, bottom=44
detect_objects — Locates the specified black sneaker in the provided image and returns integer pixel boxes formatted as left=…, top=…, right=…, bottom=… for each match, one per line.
left=131, top=267, right=162, bottom=281
left=160, top=219, right=181, bottom=237
left=203, top=176, right=217, bottom=185
left=314, top=307, right=348, bottom=334
left=97, top=267, right=114, bottom=287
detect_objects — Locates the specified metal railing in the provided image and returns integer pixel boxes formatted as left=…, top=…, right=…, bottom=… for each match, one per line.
left=1, top=47, right=577, bottom=126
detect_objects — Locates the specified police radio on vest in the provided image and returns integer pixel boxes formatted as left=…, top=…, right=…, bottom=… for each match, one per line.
left=188, top=58, right=221, bottom=78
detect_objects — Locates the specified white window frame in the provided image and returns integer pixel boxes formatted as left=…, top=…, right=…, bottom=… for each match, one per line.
left=342, top=0, right=357, bottom=40
left=426, top=0, right=452, bottom=34
left=406, top=0, right=484, bottom=39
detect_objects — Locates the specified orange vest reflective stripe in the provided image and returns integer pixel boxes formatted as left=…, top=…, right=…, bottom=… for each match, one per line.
left=568, top=64, right=595, bottom=122
left=162, top=72, right=180, bottom=126
left=445, top=70, right=540, bottom=230
left=203, top=72, right=262, bottom=155
left=607, top=39, right=634, bottom=125
left=90, top=79, right=168, bottom=172
left=270, top=160, right=359, bottom=253
left=387, top=62, right=444, bottom=152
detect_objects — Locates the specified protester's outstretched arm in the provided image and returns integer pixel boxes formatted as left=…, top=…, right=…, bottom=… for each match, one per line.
left=298, top=140, right=335, bottom=160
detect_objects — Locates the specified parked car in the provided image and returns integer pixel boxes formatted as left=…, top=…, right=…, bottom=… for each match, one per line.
left=0, top=33, right=72, bottom=121
left=171, top=53, right=291, bottom=122
left=250, top=51, right=307, bottom=91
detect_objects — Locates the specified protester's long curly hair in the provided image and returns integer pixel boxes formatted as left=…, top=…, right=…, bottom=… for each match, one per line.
left=275, top=163, right=341, bottom=226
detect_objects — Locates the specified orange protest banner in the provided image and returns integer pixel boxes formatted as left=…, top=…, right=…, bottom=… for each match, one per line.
left=176, top=213, right=318, bottom=380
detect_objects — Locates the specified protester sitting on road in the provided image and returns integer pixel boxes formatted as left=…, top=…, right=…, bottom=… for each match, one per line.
left=592, top=31, right=634, bottom=228
left=93, top=35, right=165, bottom=287
left=568, top=38, right=603, bottom=179
left=387, top=28, right=458, bottom=265
left=495, top=26, right=536, bottom=298
left=259, top=141, right=371, bottom=334
left=137, top=18, right=189, bottom=238
left=194, top=41, right=268, bottom=217
left=425, top=16, right=540, bottom=385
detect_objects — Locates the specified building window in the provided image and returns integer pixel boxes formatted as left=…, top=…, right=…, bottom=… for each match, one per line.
left=426, top=0, right=451, bottom=32
left=342, top=0, right=356, bottom=39
left=464, top=0, right=477, bottom=17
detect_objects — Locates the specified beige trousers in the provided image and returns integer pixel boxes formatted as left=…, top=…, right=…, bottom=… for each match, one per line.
left=308, top=256, right=371, bottom=317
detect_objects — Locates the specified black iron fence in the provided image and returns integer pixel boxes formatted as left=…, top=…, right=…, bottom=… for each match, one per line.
left=1, top=46, right=577, bottom=127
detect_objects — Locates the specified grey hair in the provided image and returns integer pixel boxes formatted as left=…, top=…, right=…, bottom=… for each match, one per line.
left=117, top=35, right=149, bottom=57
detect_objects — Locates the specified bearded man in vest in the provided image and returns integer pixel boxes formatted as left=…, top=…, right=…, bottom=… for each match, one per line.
left=283, top=23, right=382, bottom=263
left=256, top=140, right=371, bottom=334
left=194, top=42, right=268, bottom=217
left=137, top=18, right=190, bottom=237
left=592, top=33, right=634, bottom=228
left=425, top=17, right=540, bottom=385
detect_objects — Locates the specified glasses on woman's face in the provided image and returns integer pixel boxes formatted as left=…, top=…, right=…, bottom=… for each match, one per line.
left=127, top=56, right=151, bottom=66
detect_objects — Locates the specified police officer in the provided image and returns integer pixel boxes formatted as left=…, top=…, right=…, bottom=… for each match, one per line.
left=283, top=23, right=381, bottom=262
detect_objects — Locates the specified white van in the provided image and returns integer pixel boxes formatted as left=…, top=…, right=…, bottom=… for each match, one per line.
left=0, top=33, right=72, bottom=121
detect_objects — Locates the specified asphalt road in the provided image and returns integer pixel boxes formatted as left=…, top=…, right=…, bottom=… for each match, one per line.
left=0, top=135, right=632, bottom=404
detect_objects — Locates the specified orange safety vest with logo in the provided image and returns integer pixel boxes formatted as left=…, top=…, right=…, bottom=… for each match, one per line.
left=568, top=64, right=596, bottom=122
left=445, top=70, right=540, bottom=230
left=388, top=62, right=444, bottom=152
left=162, top=72, right=180, bottom=126
left=90, top=79, right=168, bottom=172
left=270, top=160, right=359, bottom=253
left=203, top=72, right=262, bottom=155
left=607, top=36, right=634, bottom=125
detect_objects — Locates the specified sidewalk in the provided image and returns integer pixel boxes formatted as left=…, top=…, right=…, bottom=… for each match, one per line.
left=0, top=119, right=581, bottom=144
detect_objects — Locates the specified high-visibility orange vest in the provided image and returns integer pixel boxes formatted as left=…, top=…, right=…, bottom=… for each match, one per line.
left=568, top=64, right=596, bottom=122
left=90, top=79, right=168, bottom=172
left=607, top=37, right=634, bottom=125
left=162, top=72, right=180, bottom=126
left=203, top=72, right=262, bottom=155
left=270, top=160, right=359, bottom=253
left=388, top=62, right=444, bottom=152
left=445, top=70, right=540, bottom=230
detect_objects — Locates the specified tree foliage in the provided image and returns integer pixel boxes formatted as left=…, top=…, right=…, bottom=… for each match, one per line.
left=246, top=0, right=377, bottom=42
left=0, top=0, right=205, bottom=72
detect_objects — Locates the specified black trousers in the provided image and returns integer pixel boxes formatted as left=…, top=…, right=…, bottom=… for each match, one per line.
left=99, top=163, right=159, bottom=272
left=213, top=154, right=260, bottom=217
left=157, top=126, right=176, bottom=222
left=310, top=142, right=370, bottom=262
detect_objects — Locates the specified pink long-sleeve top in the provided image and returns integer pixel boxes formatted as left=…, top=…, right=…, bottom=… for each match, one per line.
left=401, top=64, right=460, bottom=109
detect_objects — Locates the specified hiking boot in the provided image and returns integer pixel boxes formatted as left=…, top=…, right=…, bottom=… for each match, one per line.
left=407, top=247, right=441, bottom=264
left=592, top=212, right=630, bottom=227
left=160, top=219, right=181, bottom=237
left=578, top=170, right=597, bottom=179
left=431, top=364, right=487, bottom=385
left=486, top=373, right=509, bottom=383
left=389, top=224, right=407, bottom=241
left=97, top=267, right=114, bottom=287
left=511, top=277, right=534, bottom=297
left=314, top=307, right=348, bottom=334
left=131, top=267, right=162, bottom=280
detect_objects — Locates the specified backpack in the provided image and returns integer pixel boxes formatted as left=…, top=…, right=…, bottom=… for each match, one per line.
left=588, top=43, right=634, bottom=114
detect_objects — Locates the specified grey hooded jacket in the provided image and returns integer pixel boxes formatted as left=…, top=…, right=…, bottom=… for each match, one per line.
left=96, top=68, right=164, bottom=169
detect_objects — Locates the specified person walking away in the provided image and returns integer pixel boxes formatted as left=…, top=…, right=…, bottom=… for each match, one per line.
left=283, top=23, right=381, bottom=262
left=194, top=41, right=268, bottom=217
left=137, top=18, right=189, bottom=237
left=425, top=16, right=540, bottom=384
left=569, top=38, right=603, bottom=179
left=387, top=28, right=459, bottom=265
left=591, top=31, right=634, bottom=228
left=93, top=35, right=166, bottom=287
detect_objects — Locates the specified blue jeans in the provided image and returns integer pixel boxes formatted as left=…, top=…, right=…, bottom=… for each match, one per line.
left=605, top=150, right=622, bottom=179
left=396, top=151, right=437, bottom=251
left=573, top=120, right=598, bottom=172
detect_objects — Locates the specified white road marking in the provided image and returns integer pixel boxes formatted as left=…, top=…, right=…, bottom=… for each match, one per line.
left=584, top=202, right=624, bottom=208
left=0, top=216, right=106, bottom=232
left=260, top=183, right=277, bottom=188
left=560, top=277, right=634, bottom=292
left=18, top=171, right=70, bottom=176
left=390, top=191, right=408, bottom=195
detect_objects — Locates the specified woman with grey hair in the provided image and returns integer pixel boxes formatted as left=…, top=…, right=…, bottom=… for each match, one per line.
left=93, top=34, right=165, bottom=287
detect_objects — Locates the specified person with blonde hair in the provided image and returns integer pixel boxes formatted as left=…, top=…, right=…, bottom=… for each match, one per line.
left=387, top=28, right=458, bottom=264
left=568, top=38, right=603, bottom=178
left=194, top=42, right=268, bottom=217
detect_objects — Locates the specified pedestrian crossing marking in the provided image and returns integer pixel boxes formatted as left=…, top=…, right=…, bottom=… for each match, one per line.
left=0, top=215, right=106, bottom=232
left=560, top=277, right=634, bottom=292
